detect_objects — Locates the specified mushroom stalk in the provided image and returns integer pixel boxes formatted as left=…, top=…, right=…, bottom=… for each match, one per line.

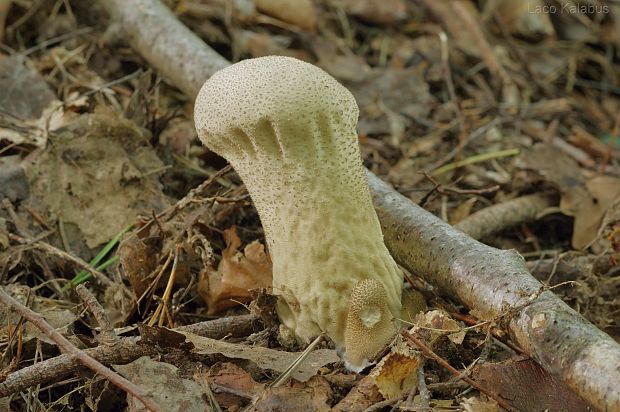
left=194, top=56, right=403, bottom=368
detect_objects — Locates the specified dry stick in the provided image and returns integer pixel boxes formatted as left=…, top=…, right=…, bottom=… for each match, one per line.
left=152, top=245, right=180, bottom=327
left=136, top=164, right=232, bottom=240
left=448, top=311, right=524, bottom=355
left=99, top=0, right=228, bottom=100
left=454, top=193, right=557, bottom=241
left=0, top=314, right=260, bottom=397
left=0, top=287, right=163, bottom=412
left=402, top=332, right=515, bottom=412
left=7, top=233, right=113, bottom=287
left=438, top=31, right=464, bottom=135
left=75, top=284, right=118, bottom=346
left=95, top=1, right=620, bottom=410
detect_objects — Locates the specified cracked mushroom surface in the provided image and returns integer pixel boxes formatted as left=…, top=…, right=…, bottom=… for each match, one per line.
left=194, top=56, right=403, bottom=369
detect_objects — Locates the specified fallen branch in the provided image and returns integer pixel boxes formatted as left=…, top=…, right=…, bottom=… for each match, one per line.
left=454, top=192, right=557, bottom=240
left=0, top=286, right=163, bottom=411
left=99, top=0, right=228, bottom=100
left=93, top=1, right=620, bottom=409
left=0, top=314, right=260, bottom=397
left=368, top=174, right=620, bottom=411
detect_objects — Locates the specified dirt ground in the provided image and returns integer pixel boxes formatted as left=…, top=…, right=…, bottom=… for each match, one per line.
left=0, top=0, right=619, bottom=411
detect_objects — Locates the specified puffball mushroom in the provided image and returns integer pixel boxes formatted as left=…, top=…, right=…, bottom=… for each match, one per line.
left=194, top=56, right=403, bottom=369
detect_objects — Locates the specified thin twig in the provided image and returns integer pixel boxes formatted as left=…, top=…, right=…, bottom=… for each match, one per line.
left=75, top=284, right=118, bottom=345
left=402, top=331, right=515, bottom=412
left=136, top=165, right=232, bottom=238
left=146, top=246, right=180, bottom=328
left=157, top=245, right=181, bottom=327
left=7, top=233, right=114, bottom=287
left=0, top=286, right=162, bottom=412
left=438, top=31, right=464, bottom=134
left=270, top=334, right=325, bottom=388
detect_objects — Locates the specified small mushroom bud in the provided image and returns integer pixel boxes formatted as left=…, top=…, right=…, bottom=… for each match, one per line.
left=194, top=56, right=403, bottom=369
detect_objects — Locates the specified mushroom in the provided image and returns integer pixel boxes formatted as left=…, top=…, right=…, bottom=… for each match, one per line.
left=194, top=56, right=403, bottom=369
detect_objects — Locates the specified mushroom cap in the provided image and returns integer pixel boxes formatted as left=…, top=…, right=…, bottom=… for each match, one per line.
left=194, top=55, right=359, bottom=162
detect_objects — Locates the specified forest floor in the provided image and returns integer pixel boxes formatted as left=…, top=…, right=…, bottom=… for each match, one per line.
left=1, top=0, right=619, bottom=411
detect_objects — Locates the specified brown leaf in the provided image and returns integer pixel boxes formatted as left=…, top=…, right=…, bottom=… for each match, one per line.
left=0, top=284, right=77, bottom=345
left=484, top=0, right=554, bottom=39
left=471, top=357, right=590, bottom=412
left=331, top=375, right=383, bottom=412
left=561, top=176, right=620, bottom=249
left=198, top=227, right=272, bottom=314
left=518, top=144, right=620, bottom=249
left=181, top=331, right=339, bottom=382
left=254, top=376, right=332, bottom=412
left=346, top=67, right=433, bottom=138
left=118, top=234, right=160, bottom=298
left=200, top=362, right=263, bottom=409
left=159, top=118, right=198, bottom=155
left=339, top=0, right=408, bottom=26
left=369, top=335, right=422, bottom=400
left=0, top=54, right=56, bottom=120
left=461, top=396, right=499, bottom=412
left=600, top=197, right=620, bottom=252
left=113, top=357, right=212, bottom=412
left=255, top=0, right=316, bottom=30
left=24, top=109, right=170, bottom=248
left=413, top=310, right=465, bottom=345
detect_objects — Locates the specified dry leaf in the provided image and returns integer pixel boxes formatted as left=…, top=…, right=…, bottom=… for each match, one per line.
left=450, top=197, right=478, bottom=225
left=331, top=375, right=383, bottom=412
left=255, top=0, right=316, bottom=30
left=24, top=108, right=170, bottom=248
left=0, top=285, right=77, bottom=345
left=599, top=197, right=620, bottom=252
left=181, top=331, right=339, bottom=382
left=461, top=396, right=499, bottom=412
left=400, top=288, right=427, bottom=325
left=561, top=176, right=620, bottom=249
left=484, top=0, right=554, bottom=39
left=470, top=357, right=590, bottom=411
left=254, top=376, right=332, bottom=412
left=347, top=67, right=433, bottom=137
left=339, top=0, right=408, bottom=25
left=113, top=357, right=211, bottom=412
left=198, top=227, right=272, bottom=314
left=369, top=335, right=422, bottom=400
left=413, top=310, right=465, bottom=345
left=518, top=144, right=620, bottom=249
left=0, top=156, right=28, bottom=204
left=118, top=234, right=160, bottom=298
left=199, top=362, right=263, bottom=409
left=312, top=38, right=370, bottom=83
left=0, top=54, right=56, bottom=120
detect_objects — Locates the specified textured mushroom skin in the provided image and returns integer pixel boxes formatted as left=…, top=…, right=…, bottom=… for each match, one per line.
left=194, top=56, right=403, bottom=368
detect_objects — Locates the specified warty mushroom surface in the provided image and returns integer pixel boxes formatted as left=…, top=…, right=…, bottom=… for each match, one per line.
left=194, top=56, right=403, bottom=369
